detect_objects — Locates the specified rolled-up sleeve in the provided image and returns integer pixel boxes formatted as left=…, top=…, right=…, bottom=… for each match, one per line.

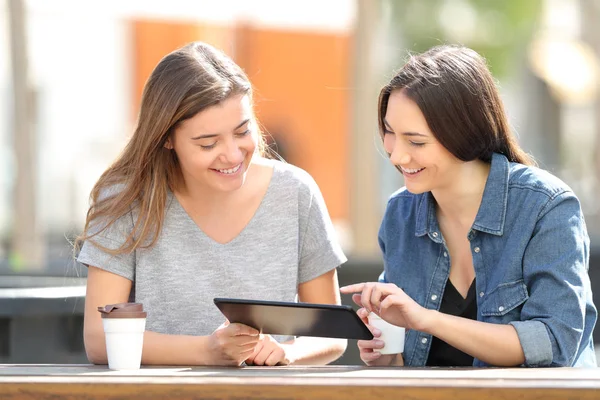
left=517, top=191, right=591, bottom=367
left=509, top=320, right=553, bottom=366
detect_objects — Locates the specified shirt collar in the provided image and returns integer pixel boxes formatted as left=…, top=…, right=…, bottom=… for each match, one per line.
left=415, top=152, right=509, bottom=238
left=472, top=153, right=509, bottom=236
left=415, top=192, right=437, bottom=238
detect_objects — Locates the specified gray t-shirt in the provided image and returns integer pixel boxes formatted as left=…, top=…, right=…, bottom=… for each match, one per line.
left=77, top=160, right=347, bottom=338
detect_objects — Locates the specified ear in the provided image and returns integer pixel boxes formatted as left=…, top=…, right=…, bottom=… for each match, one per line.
left=164, top=137, right=173, bottom=150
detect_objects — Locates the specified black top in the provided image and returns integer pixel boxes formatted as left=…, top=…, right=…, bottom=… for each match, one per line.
left=426, top=279, right=477, bottom=367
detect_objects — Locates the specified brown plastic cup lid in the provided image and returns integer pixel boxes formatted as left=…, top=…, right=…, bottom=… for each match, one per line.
left=98, top=302, right=147, bottom=319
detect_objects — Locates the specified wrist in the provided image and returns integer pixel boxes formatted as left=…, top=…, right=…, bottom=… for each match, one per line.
left=280, top=342, right=298, bottom=365
left=391, top=353, right=404, bottom=366
left=419, top=308, right=440, bottom=335
left=195, top=335, right=213, bottom=365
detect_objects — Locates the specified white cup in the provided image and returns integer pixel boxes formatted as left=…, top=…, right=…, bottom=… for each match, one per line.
left=102, top=317, right=146, bottom=370
left=367, top=312, right=405, bottom=354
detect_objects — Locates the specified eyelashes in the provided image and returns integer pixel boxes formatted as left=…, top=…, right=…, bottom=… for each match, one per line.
left=199, top=129, right=252, bottom=150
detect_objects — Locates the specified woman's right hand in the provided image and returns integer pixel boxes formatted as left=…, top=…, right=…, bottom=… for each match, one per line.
left=357, top=311, right=404, bottom=367
left=207, top=321, right=260, bottom=366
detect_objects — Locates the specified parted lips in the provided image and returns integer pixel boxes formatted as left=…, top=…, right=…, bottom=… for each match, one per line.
left=98, top=303, right=147, bottom=318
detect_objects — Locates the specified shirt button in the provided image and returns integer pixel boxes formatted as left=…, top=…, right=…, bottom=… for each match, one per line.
left=443, top=252, right=448, bottom=257
left=431, top=295, right=438, bottom=301
left=421, top=338, right=428, bottom=344
left=498, top=306, right=505, bottom=312
left=432, top=232, right=438, bottom=238
left=474, top=247, right=480, bottom=253
left=479, top=292, right=485, bottom=297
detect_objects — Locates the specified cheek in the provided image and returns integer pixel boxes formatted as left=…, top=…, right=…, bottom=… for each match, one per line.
left=382, top=135, right=394, bottom=154
left=246, top=133, right=259, bottom=152
left=177, top=147, right=213, bottom=170
left=431, top=148, right=456, bottom=170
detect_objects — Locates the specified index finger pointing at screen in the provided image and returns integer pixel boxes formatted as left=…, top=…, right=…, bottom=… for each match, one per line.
left=340, top=283, right=367, bottom=294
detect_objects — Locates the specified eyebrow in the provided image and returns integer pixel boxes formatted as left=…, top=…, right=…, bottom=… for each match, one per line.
left=402, top=132, right=428, bottom=137
left=191, top=119, right=250, bottom=140
left=383, top=119, right=428, bottom=137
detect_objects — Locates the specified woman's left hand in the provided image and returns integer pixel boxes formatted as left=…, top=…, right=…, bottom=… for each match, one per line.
left=340, top=282, right=432, bottom=332
left=245, top=335, right=291, bottom=366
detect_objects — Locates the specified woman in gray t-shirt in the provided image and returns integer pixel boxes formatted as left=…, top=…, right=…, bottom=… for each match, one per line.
left=76, top=42, right=347, bottom=367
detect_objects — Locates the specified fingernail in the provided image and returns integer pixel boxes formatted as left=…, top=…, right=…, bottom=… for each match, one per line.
left=373, top=328, right=381, bottom=336
left=374, top=340, right=384, bottom=347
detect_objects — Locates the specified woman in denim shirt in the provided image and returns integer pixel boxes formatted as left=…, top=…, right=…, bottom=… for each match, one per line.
left=341, top=45, right=597, bottom=367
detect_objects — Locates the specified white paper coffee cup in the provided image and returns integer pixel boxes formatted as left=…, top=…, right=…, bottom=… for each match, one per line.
left=102, top=317, right=146, bottom=370
left=367, top=312, right=405, bottom=354
left=98, top=303, right=147, bottom=370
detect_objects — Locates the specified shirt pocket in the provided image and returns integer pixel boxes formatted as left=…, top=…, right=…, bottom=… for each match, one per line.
left=480, top=280, right=529, bottom=322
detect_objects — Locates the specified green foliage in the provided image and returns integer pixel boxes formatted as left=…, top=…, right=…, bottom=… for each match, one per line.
left=387, top=0, right=542, bottom=77
left=8, top=251, right=24, bottom=272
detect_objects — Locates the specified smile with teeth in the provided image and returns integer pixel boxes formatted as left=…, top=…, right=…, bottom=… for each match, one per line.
left=214, top=163, right=242, bottom=174
left=401, top=166, right=425, bottom=175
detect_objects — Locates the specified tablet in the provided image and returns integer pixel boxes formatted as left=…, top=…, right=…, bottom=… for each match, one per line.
left=213, top=298, right=373, bottom=340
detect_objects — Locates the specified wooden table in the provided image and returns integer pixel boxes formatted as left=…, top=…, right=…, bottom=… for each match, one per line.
left=0, top=364, right=598, bottom=399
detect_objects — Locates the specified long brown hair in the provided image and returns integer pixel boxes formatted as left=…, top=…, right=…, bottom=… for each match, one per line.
left=378, top=45, right=534, bottom=166
left=75, top=42, right=265, bottom=256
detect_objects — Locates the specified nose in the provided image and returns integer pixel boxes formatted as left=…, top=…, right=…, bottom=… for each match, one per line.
left=392, top=151, right=411, bottom=166
left=388, top=141, right=411, bottom=167
left=220, top=137, right=244, bottom=164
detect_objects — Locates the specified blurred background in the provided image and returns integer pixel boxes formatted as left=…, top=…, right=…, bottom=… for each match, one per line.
left=1, top=0, right=599, bottom=366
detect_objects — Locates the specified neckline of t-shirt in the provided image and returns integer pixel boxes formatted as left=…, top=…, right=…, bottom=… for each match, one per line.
left=169, top=160, right=279, bottom=246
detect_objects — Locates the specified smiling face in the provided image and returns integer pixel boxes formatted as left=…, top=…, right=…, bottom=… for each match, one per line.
left=167, top=94, right=258, bottom=194
left=382, top=89, right=462, bottom=194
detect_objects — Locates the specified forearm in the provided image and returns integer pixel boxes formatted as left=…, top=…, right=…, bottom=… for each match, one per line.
left=283, top=337, right=347, bottom=365
left=424, top=310, right=525, bottom=366
left=390, top=353, right=404, bottom=366
left=87, top=330, right=211, bottom=366
left=141, top=331, right=213, bottom=365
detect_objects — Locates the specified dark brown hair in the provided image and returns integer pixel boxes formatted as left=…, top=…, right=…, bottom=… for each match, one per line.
left=378, top=45, right=534, bottom=166
left=75, top=42, right=265, bottom=256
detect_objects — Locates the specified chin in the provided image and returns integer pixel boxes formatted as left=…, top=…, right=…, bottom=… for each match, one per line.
left=404, top=184, right=428, bottom=195
left=216, top=173, right=248, bottom=192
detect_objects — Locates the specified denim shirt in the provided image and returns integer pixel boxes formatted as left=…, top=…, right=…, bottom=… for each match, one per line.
left=378, top=153, right=597, bottom=367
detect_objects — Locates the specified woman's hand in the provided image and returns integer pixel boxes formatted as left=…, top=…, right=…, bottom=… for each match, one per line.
left=340, top=282, right=433, bottom=332
left=245, top=335, right=292, bottom=366
left=356, top=310, right=404, bottom=366
left=207, top=321, right=260, bottom=366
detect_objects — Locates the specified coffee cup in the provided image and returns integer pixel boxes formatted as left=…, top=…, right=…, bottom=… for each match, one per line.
left=98, top=303, right=147, bottom=370
left=367, top=312, right=405, bottom=354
